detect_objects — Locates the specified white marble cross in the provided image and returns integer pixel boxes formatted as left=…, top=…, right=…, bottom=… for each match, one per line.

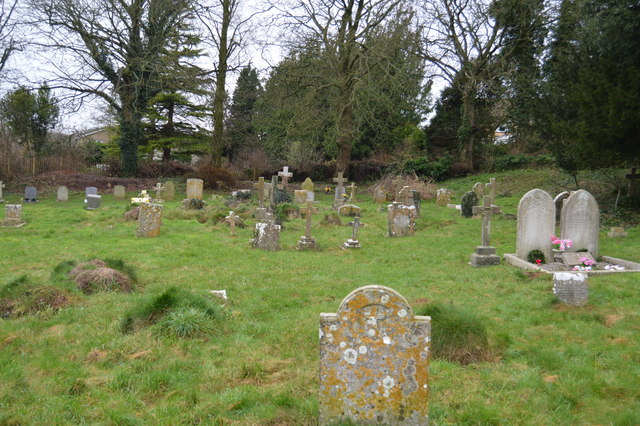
left=278, top=166, right=293, bottom=189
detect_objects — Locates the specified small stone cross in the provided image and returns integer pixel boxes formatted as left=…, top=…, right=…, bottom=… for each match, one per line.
left=473, top=195, right=501, bottom=246
left=278, top=166, right=293, bottom=190
left=484, top=178, right=496, bottom=206
left=302, top=202, right=318, bottom=239
left=253, top=177, right=266, bottom=208
left=351, top=216, right=361, bottom=241
left=155, top=182, right=164, bottom=201
left=333, top=172, right=348, bottom=190
left=225, top=211, right=239, bottom=236
left=626, top=168, right=639, bottom=197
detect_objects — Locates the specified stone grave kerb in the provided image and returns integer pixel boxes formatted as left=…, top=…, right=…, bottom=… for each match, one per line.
left=319, top=285, right=430, bottom=424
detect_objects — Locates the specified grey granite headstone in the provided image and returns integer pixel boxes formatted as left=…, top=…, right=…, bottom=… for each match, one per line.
left=319, top=285, right=430, bottom=424
left=460, top=191, right=478, bottom=218
left=560, top=189, right=599, bottom=257
left=57, top=186, right=69, bottom=202
left=553, top=272, right=588, bottom=306
left=113, top=185, right=126, bottom=199
left=24, top=186, right=37, bottom=203
left=516, top=189, right=555, bottom=263
left=85, top=194, right=101, bottom=210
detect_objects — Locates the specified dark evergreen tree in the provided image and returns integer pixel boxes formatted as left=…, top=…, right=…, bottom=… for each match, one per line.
left=226, top=65, right=263, bottom=163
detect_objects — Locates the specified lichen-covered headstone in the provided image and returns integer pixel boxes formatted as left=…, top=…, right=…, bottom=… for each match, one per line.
left=85, top=194, right=101, bottom=210
left=553, top=272, right=588, bottom=306
left=163, top=181, right=175, bottom=201
left=1, top=204, right=25, bottom=227
left=608, top=227, right=628, bottom=238
left=436, top=188, right=452, bottom=206
left=472, top=182, right=484, bottom=199
left=251, top=220, right=281, bottom=251
left=460, top=191, right=478, bottom=218
left=302, top=177, right=314, bottom=192
left=338, top=204, right=361, bottom=217
left=113, top=185, right=126, bottom=200
left=319, top=285, right=430, bottom=424
left=57, top=186, right=68, bottom=202
left=186, top=178, right=204, bottom=200
left=387, top=202, right=416, bottom=237
left=373, top=187, right=386, bottom=203
left=516, top=189, right=555, bottom=263
left=396, top=185, right=414, bottom=207
left=560, top=189, right=599, bottom=257
left=136, top=202, right=163, bottom=237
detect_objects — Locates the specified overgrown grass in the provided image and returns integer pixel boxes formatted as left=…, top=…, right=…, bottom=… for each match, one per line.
left=0, top=169, right=638, bottom=424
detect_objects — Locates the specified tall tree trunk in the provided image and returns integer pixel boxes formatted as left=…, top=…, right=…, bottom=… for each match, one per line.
left=211, top=0, right=231, bottom=168
left=336, top=99, right=354, bottom=173
left=119, top=106, right=141, bottom=176
left=459, top=91, right=476, bottom=172
left=163, top=99, right=175, bottom=162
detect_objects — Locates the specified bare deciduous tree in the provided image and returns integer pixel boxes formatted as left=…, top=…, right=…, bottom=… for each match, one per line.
left=0, top=0, right=19, bottom=74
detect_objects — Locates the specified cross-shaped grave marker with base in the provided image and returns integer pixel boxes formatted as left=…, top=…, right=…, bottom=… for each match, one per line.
left=225, top=211, right=240, bottom=237
left=278, top=166, right=293, bottom=190
left=155, top=182, right=164, bottom=202
left=333, top=172, right=348, bottom=209
left=343, top=216, right=362, bottom=248
left=297, top=202, right=319, bottom=250
left=470, top=195, right=501, bottom=266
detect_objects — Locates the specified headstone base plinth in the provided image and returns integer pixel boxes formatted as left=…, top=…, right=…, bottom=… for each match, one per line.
left=342, top=238, right=361, bottom=249
left=470, top=246, right=500, bottom=267
left=255, top=207, right=268, bottom=220
left=297, top=236, right=318, bottom=250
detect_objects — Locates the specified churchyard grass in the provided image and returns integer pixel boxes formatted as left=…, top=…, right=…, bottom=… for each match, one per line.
left=1, top=169, right=639, bottom=424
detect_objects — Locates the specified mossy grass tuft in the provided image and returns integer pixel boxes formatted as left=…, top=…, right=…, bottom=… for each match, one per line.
left=0, top=275, right=73, bottom=318
left=415, top=302, right=492, bottom=364
left=120, top=287, right=224, bottom=335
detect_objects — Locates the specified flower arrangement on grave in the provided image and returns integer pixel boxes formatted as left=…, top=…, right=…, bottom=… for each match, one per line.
left=572, top=257, right=595, bottom=271
left=527, top=249, right=546, bottom=265
left=551, top=236, right=572, bottom=251
left=342, top=192, right=349, bottom=200
left=324, top=186, right=331, bottom=194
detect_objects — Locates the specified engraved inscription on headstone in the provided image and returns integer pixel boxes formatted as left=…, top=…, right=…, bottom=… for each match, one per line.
left=516, top=189, right=555, bottom=262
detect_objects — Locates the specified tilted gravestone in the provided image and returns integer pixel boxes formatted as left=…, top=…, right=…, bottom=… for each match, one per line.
left=2, top=204, right=25, bottom=227
left=436, top=188, right=452, bottom=206
left=85, top=194, right=101, bottom=210
left=553, top=272, right=588, bottom=306
left=472, top=182, right=484, bottom=199
left=24, top=186, right=37, bottom=203
left=163, top=181, right=175, bottom=201
left=113, top=185, right=126, bottom=200
left=516, top=189, right=555, bottom=263
left=460, top=191, right=478, bottom=218
left=186, top=178, right=204, bottom=200
left=560, top=189, right=599, bottom=257
left=136, top=202, right=164, bottom=237
left=57, top=186, right=69, bottom=202
left=319, top=285, right=431, bottom=424
left=387, top=202, right=416, bottom=237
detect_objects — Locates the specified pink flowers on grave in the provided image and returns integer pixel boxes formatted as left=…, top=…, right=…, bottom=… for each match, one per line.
left=573, top=257, right=595, bottom=271
left=535, top=259, right=542, bottom=265
left=551, top=236, right=572, bottom=251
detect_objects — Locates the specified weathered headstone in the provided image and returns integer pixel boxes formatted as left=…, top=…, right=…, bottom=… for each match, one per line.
left=373, top=187, right=387, bottom=203
left=302, top=177, right=315, bottom=202
left=333, top=172, right=348, bottom=209
left=387, top=202, right=416, bottom=237
left=0, top=181, right=5, bottom=202
left=277, top=166, right=293, bottom=190
left=553, top=191, right=571, bottom=222
left=297, top=203, right=318, bottom=250
left=24, top=186, right=37, bottom=203
left=85, top=194, right=101, bottom=210
left=294, top=189, right=307, bottom=204
left=85, top=187, right=98, bottom=197
left=56, top=186, right=69, bottom=202
left=163, top=181, right=175, bottom=201
left=253, top=177, right=268, bottom=220
left=342, top=216, right=362, bottom=249
left=608, top=227, right=628, bottom=238
left=319, top=285, right=430, bottom=424
left=186, top=178, right=204, bottom=200
left=516, top=189, right=555, bottom=263
left=626, top=167, right=639, bottom=197
left=250, top=219, right=281, bottom=251
left=136, top=202, right=164, bottom=237
left=1, top=204, right=25, bottom=227
left=460, top=191, right=478, bottom=218
left=470, top=195, right=501, bottom=266
left=113, top=185, right=126, bottom=199
left=472, top=182, right=484, bottom=199
left=396, top=185, right=413, bottom=206
left=436, top=188, right=452, bottom=206
left=338, top=204, right=361, bottom=217
left=553, top=272, right=588, bottom=306
left=560, top=189, right=599, bottom=257
left=485, top=178, right=497, bottom=207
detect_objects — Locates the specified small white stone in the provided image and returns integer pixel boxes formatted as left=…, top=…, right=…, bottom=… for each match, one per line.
left=425, top=336, right=431, bottom=343
left=343, top=348, right=358, bottom=365
left=327, top=333, right=334, bottom=343
left=383, top=336, right=391, bottom=345
left=330, top=324, right=338, bottom=331
left=340, top=341, right=346, bottom=348
left=423, top=384, right=428, bottom=389
left=381, top=295, right=390, bottom=304
left=366, top=317, right=377, bottom=326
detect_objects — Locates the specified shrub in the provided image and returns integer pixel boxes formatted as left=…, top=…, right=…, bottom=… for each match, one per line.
left=403, top=155, right=452, bottom=181
left=493, top=154, right=530, bottom=171
left=196, top=165, right=237, bottom=190
left=137, top=161, right=194, bottom=178
left=527, top=249, right=546, bottom=264
left=415, top=302, right=491, bottom=364
left=120, top=287, right=223, bottom=335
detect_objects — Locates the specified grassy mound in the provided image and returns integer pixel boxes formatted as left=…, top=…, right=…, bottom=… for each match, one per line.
left=120, top=287, right=224, bottom=337
left=416, top=302, right=492, bottom=364
left=53, top=258, right=138, bottom=295
left=0, top=276, right=73, bottom=318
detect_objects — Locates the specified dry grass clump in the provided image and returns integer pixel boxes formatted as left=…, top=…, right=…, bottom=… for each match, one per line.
left=371, top=173, right=437, bottom=200
left=0, top=276, right=73, bottom=318
left=74, top=268, right=133, bottom=295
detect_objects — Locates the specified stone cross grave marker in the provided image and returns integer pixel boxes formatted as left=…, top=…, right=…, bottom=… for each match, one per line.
left=225, top=211, right=240, bottom=236
left=343, top=216, right=362, bottom=249
left=155, top=182, right=164, bottom=201
left=470, top=195, right=501, bottom=266
left=387, top=202, right=416, bottom=237
left=86, top=194, right=101, bottom=210
left=2, top=204, right=25, bottom=227
left=0, top=181, right=5, bottom=202
left=137, top=202, right=164, bottom=237
left=626, top=167, right=639, bottom=197
left=57, top=186, right=68, bottom=202
left=113, top=185, right=126, bottom=200
left=485, top=177, right=497, bottom=207
left=297, top=202, right=319, bottom=250
left=333, top=172, right=348, bottom=209
left=277, top=166, right=293, bottom=190
left=319, top=285, right=431, bottom=424
left=516, top=189, right=555, bottom=263
left=560, top=189, right=599, bottom=257
left=24, top=186, right=37, bottom=203
left=163, top=181, right=175, bottom=201
left=186, top=178, right=204, bottom=200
